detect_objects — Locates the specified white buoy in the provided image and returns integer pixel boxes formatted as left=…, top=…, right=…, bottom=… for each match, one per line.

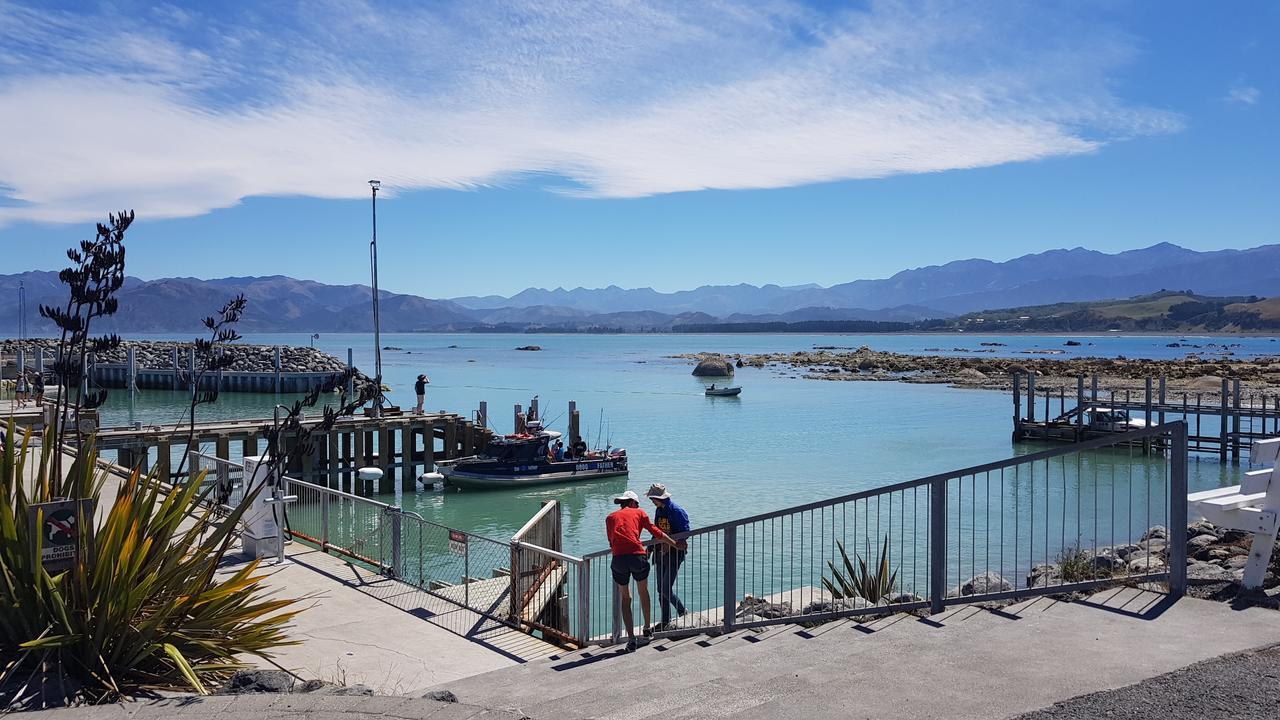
left=418, top=472, right=445, bottom=491
left=357, top=467, right=384, bottom=482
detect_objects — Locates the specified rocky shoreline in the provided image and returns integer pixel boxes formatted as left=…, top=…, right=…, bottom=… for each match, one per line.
left=674, top=348, right=1280, bottom=396
left=1, top=338, right=367, bottom=380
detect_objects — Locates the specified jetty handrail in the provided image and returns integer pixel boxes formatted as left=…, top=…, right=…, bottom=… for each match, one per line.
left=568, top=422, right=1188, bottom=645
left=510, top=540, right=582, bottom=565
left=581, top=422, right=1179, bottom=561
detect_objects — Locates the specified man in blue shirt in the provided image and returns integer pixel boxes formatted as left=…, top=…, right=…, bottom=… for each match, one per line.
left=646, top=483, right=690, bottom=632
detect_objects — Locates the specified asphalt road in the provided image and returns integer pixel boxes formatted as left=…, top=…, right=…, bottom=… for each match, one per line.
left=1015, top=644, right=1280, bottom=720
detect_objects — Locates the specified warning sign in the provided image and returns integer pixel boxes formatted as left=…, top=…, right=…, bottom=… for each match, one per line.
left=29, top=499, right=94, bottom=572
left=448, top=529, right=468, bottom=556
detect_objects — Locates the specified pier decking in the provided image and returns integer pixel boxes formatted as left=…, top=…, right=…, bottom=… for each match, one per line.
left=1013, top=372, right=1278, bottom=459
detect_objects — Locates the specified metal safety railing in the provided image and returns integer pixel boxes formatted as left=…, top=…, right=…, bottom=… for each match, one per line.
left=564, top=422, right=1188, bottom=644
left=185, top=450, right=246, bottom=509
left=190, top=424, right=1189, bottom=649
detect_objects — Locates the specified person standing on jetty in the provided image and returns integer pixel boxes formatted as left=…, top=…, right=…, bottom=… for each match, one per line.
left=647, top=483, right=690, bottom=629
left=413, top=373, right=429, bottom=414
left=31, top=371, right=44, bottom=405
left=607, top=490, right=678, bottom=651
left=15, top=371, right=28, bottom=407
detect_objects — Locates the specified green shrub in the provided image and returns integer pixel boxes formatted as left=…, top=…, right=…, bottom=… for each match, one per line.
left=822, top=536, right=898, bottom=604
left=1, top=422, right=300, bottom=708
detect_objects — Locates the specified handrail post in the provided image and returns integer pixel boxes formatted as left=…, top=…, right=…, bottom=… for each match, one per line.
left=511, top=543, right=522, bottom=623
left=320, top=489, right=330, bottom=548
left=723, top=527, right=737, bottom=632
left=576, top=560, right=590, bottom=646
left=929, top=477, right=947, bottom=615
left=1169, top=422, right=1188, bottom=597
left=389, top=506, right=403, bottom=578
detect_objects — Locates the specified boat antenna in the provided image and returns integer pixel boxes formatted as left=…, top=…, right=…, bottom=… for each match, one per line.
left=595, top=408, right=604, bottom=449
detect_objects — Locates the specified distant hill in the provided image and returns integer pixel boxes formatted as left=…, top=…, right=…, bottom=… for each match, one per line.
left=5, top=242, right=1280, bottom=333
left=450, top=243, right=1280, bottom=316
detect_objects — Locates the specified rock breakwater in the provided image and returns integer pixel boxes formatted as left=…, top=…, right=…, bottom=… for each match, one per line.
left=674, top=347, right=1280, bottom=396
left=2, top=338, right=368, bottom=381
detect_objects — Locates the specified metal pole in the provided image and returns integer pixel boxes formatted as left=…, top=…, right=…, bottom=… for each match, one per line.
left=321, top=489, right=330, bottom=547
left=389, top=506, right=402, bottom=578
left=577, top=561, right=590, bottom=646
left=1168, top=422, right=1188, bottom=597
left=722, top=527, right=737, bottom=632
left=929, top=477, right=947, bottom=615
left=369, top=180, right=383, bottom=418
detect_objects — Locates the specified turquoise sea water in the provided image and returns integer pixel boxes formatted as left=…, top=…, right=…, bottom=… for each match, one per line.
left=89, top=332, right=1260, bottom=557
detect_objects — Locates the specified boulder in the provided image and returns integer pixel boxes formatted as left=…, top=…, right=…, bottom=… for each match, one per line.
left=952, top=571, right=1012, bottom=597
left=1141, top=526, right=1168, bottom=541
left=423, top=690, right=459, bottom=703
left=800, top=597, right=871, bottom=615
left=1128, top=556, right=1167, bottom=574
left=1027, top=564, right=1063, bottom=589
left=735, top=596, right=792, bottom=619
left=890, top=592, right=925, bottom=605
left=1187, top=520, right=1220, bottom=539
left=954, top=368, right=987, bottom=384
left=692, top=356, right=735, bottom=377
left=220, top=669, right=295, bottom=694
left=1186, top=561, right=1235, bottom=585
left=1187, top=534, right=1217, bottom=552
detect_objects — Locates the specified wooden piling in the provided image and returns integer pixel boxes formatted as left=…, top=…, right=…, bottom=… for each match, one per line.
left=1220, top=378, right=1229, bottom=463
left=1232, top=378, right=1242, bottom=461
left=1026, top=373, right=1036, bottom=423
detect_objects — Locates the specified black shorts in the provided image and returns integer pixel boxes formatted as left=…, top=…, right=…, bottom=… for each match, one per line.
left=611, top=554, right=650, bottom=585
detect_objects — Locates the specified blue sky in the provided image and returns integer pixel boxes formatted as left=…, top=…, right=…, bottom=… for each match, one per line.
left=0, top=1, right=1275, bottom=297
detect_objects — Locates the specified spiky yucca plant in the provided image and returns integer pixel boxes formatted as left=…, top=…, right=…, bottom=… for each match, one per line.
left=0, top=421, right=301, bottom=708
left=822, top=536, right=898, bottom=605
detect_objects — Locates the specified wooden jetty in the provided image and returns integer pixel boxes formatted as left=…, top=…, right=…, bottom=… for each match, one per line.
left=93, top=410, right=492, bottom=494
left=1013, top=372, right=1280, bottom=461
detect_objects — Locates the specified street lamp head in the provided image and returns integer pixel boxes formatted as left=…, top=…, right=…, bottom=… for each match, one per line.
left=368, top=179, right=381, bottom=190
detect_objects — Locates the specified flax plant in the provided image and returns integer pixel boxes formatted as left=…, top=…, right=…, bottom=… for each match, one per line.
left=822, top=536, right=898, bottom=605
left=0, top=420, right=301, bottom=708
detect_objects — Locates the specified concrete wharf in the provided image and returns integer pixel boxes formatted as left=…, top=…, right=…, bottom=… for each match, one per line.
left=1014, top=371, right=1280, bottom=461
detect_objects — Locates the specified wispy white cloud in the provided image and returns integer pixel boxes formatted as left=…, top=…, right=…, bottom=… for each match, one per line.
left=1226, top=84, right=1261, bottom=106
left=0, top=0, right=1180, bottom=225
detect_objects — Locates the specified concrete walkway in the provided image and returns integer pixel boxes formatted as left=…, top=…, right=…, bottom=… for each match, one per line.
left=436, top=588, right=1280, bottom=719
left=26, top=694, right=527, bottom=720
left=233, top=543, right=560, bottom=693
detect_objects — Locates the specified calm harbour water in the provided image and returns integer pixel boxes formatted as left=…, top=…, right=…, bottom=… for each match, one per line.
left=92, top=332, right=1263, bottom=557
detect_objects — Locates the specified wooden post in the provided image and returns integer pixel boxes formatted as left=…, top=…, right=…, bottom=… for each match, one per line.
left=346, top=348, right=355, bottom=397
left=1144, top=377, right=1154, bottom=454
left=1013, top=371, right=1024, bottom=440
left=242, top=435, right=259, bottom=458
left=400, top=424, right=415, bottom=490
left=569, top=401, right=581, bottom=445
left=1158, top=375, right=1167, bottom=427
left=273, top=346, right=282, bottom=394
left=478, top=401, right=488, bottom=429
left=340, top=431, right=353, bottom=492
left=445, top=419, right=458, bottom=460
left=354, top=430, right=367, bottom=494
left=1091, top=374, right=1098, bottom=402
left=187, top=348, right=196, bottom=396
left=1075, top=375, right=1084, bottom=434
left=1220, top=378, right=1230, bottom=463
left=1233, top=378, right=1242, bottom=461
left=327, top=429, right=340, bottom=488
left=156, top=440, right=171, bottom=485
left=215, top=434, right=230, bottom=469
left=1026, top=373, right=1036, bottom=424
left=126, top=346, right=137, bottom=404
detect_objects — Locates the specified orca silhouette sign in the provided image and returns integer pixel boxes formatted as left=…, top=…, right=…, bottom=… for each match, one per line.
left=29, top=499, right=95, bottom=572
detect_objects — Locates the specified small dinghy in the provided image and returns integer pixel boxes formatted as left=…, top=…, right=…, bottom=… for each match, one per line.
left=705, top=385, right=742, bottom=397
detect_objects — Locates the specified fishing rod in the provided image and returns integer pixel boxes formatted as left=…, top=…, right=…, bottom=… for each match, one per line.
left=595, top=408, right=604, bottom=450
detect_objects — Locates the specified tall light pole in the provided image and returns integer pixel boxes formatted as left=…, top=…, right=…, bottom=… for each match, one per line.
left=368, top=180, right=384, bottom=418
left=17, top=280, right=26, bottom=344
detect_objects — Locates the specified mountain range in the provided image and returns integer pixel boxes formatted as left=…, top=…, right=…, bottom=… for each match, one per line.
left=3, top=243, right=1278, bottom=334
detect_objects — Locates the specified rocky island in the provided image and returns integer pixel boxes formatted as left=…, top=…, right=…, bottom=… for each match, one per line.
left=674, top=348, right=1280, bottom=396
